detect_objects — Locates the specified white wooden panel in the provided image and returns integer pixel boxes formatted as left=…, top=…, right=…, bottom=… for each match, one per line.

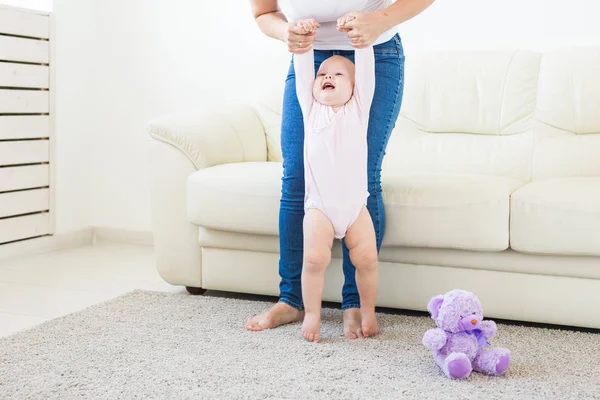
left=0, top=89, right=48, bottom=113
left=0, top=6, right=49, bottom=38
left=0, top=116, right=49, bottom=139
left=0, top=212, right=50, bottom=244
left=0, top=62, right=48, bottom=88
left=0, top=140, right=48, bottom=165
left=0, top=188, right=49, bottom=218
left=0, top=165, right=48, bottom=192
left=0, top=35, right=49, bottom=63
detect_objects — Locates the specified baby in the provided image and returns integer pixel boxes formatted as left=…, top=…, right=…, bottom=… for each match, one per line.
left=294, top=17, right=378, bottom=342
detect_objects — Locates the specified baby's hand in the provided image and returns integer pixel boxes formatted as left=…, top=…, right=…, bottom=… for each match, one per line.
left=296, top=18, right=320, bottom=34
left=337, top=13, right=357, bottom=32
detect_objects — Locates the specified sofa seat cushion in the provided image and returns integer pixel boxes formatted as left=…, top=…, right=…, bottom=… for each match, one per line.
left=510, top=177, right=600, bottom=256
left=187, top=162, right=282, bottom=236
left=382, top=174, right=523, bottom=251
left=188, top=162, right=523, bottom=251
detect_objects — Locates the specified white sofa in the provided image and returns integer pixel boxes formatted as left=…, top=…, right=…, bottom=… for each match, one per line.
left=147, top=47, right=600, bottom=329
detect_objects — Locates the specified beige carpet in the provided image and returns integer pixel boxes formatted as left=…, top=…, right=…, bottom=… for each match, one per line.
left=1, top=290, right=599, bottom=399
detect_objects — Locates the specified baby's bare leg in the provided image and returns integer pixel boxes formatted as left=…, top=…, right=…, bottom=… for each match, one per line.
left=345, top=206, right=379, bottom=338
left=301, top=209, right=334, bottom=343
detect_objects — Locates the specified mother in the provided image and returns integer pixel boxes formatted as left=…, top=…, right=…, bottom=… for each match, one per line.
left=246, top=0, right=434, bottom=339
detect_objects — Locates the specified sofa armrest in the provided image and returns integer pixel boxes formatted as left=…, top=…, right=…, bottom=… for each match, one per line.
left=148, top=105, right=267, bottom=169
left=147, top=105, right=267, bottom=288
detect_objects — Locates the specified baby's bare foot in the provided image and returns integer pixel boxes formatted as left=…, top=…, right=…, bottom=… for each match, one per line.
left=343, top=308, right=363, bottom=340
left=360, top=308, right=379, bottom=338
left=301, top=313, right=321, bottom=343
left=245, top=302, right=304, bottom=331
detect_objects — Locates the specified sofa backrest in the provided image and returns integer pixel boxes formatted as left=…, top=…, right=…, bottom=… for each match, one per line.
left=254, top=86, right=284, bottom=163
left=384, top=49, right=541, bottom=183
left=533, top=47, right=600, bottom=180
left=254, top=47, right=600, bottom=183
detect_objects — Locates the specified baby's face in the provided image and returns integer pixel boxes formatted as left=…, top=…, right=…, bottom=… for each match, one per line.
left=312, top=56, right=355, bottom=107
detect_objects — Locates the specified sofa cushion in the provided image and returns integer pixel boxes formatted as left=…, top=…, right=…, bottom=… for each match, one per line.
left=510, top=178, right=600, bottom=256
left=187, top=162, right=282, bottom=236
left=382, top=174, right=523, bottom=251
left=188, top=162, right=523, bottom=251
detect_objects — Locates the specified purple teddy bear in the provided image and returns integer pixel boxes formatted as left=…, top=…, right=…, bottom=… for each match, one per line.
left=422, top=289, right=510, bottom=379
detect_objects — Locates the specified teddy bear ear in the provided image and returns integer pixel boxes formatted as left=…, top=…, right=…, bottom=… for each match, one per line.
left=427, top=295, right=444, bottom=319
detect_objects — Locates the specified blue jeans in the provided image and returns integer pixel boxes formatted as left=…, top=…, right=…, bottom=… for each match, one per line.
left=278, top=34, right=405, bottom=311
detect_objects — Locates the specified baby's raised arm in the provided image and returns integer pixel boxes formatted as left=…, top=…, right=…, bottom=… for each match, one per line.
left=294, top=48, right=315, bottom=118
left=293, top=19, right=319, bottom=118
left=354, top=45, right=376, bottom=117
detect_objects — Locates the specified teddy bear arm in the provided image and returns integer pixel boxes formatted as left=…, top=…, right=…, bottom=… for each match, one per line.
left=480, top=320, right=497, bottom=340
left=423, top=328, right=447, bottom=350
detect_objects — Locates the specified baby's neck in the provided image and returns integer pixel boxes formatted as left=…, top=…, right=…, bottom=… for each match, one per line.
left=319, top=101, right=349, bottom=113
left=315, top=95, right=353, bottom=113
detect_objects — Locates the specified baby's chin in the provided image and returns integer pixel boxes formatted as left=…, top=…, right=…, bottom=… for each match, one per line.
left=315, top=91, right=352, bottom=107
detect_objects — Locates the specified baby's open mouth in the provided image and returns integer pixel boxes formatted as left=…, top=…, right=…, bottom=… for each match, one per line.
left=322, top=82, right=335, bottom=91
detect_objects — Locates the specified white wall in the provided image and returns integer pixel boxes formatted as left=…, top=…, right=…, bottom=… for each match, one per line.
left=0, top=0, right=52, bottom=12
left=52, top=0, right=97, bottom=234
left=401, top=0, right=600, bottom=52
left=84, top=0, right=288, bottom=232
left=52, top=0, right=600, bottom=233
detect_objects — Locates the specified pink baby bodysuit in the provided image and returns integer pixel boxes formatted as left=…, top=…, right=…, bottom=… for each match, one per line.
left=295, top=47, right=375, bottom=239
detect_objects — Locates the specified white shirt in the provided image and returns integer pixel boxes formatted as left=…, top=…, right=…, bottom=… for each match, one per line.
left=278, top=0, right=397, bottom=50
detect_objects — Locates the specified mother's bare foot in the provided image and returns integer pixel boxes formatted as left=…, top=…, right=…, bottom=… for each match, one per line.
left=301, top=313, right=321, bottom=342
left=245, top=302, right=304, bottom=331
left=343, top=308, right=363, bottom=339
left=360, top=307, right=379, bottom=338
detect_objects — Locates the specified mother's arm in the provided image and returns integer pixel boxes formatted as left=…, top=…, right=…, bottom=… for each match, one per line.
left=338, top=0, right=437, bottom=48
left=379, top=0, right=437, bottom=30
left=250, top=0, right=318, bottom=54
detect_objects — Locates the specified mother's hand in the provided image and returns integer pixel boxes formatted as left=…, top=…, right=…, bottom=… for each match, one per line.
left=285, top=18, right=320, bottom=54
left=337, top=11, right=387, bottom=48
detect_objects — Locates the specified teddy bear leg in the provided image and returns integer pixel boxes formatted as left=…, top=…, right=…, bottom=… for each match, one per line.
left=473, top=348, right=510, bottom=375
left=437, top=352, right=472, bottom=379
